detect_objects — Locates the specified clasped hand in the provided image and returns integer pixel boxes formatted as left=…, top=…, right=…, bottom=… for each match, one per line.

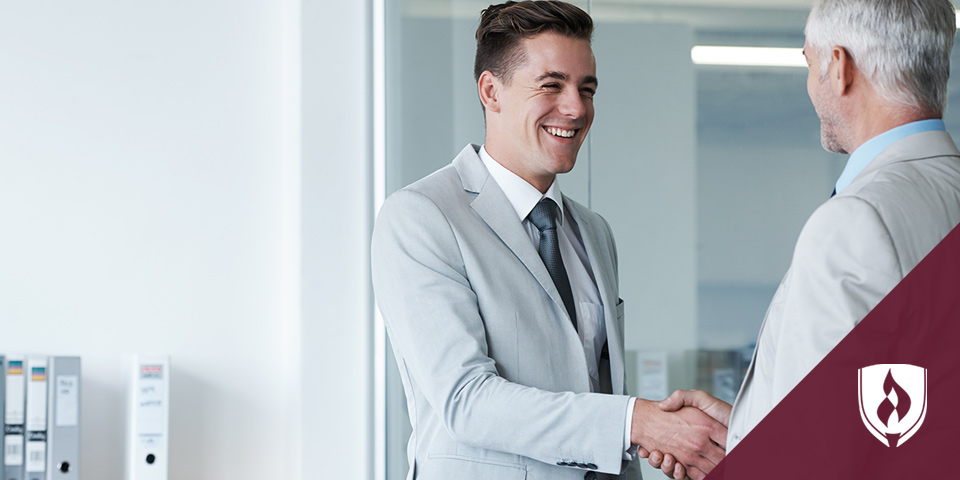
left=631, top=390, right=732, bottom=480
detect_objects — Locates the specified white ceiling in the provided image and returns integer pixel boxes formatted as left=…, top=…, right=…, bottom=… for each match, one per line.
left=404, top=0, right=813, bottom=16
left=402, top=0, right=813, bottom=32
left=596, top=0, right=812, bottom=7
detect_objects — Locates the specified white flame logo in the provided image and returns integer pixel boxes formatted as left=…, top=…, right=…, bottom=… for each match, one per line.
left=858, top=364, right=927, bottom=447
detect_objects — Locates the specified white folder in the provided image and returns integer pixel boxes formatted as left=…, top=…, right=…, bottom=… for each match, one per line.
left=125, top=355, right=169, bottom=480
left=24, top=356, right=47, bottom=480
left=45, top=357, right=80, bottom=480
left=4, top=354, right=26, bottom=480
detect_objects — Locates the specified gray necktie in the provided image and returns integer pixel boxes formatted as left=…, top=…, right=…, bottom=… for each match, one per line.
left=529, top=198, right=578, bottom=332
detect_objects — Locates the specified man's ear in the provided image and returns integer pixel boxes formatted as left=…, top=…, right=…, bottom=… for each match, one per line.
left=831, top=46, right=856, bottom=96
left=478, top=70, right=501, bottom=114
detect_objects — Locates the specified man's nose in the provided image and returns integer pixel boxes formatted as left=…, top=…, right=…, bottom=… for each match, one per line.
left=558, top=88, right=587, bottom=118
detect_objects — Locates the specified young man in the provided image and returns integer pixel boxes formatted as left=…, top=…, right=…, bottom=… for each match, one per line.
left=372, top=2, right=725, bottom=479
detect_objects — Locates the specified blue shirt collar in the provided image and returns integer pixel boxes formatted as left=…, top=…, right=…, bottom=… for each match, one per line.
left=835, top=119, right=945, bottom=194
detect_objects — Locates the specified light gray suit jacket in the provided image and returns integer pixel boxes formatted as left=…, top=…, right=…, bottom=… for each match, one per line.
left=372, top=145, right=639, bottom=480
left=728, top=130, right=960, bottom=451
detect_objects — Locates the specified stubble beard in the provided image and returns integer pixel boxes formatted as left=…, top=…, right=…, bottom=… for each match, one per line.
left=816, top=99, right=848, bottom=154
left=820, top=120, right=844, bottom=154
left=812, top=77, right=849, bottom=154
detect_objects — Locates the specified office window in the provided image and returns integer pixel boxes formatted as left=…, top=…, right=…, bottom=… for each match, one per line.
left=379, top=1, right=960, bottom=478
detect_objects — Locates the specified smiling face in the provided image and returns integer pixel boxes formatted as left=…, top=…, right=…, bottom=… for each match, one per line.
left=482, top=31, right=597, bottom=193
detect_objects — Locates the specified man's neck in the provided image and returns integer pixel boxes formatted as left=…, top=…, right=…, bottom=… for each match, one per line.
left=482, top=142, right=555, bottom=194
left=846, top=103, right=934, bottom=154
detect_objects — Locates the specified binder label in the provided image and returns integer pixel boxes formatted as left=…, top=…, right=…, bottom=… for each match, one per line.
left=25, top=368, right=47, bottom=432
left=5, top=365, right=25, bottom=425
left=3, top=435, right=23, bottom=466
left=140, top=365, right=163, bottom=379
left=138, top=367, right=166, bottom=435
left=55, top=375, right=79, bottom=427
left=24, top=439, right=46, bottom=473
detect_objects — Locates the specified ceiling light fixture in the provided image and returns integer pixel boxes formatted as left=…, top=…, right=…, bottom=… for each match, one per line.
left=691, top=46, right=806, bottom=68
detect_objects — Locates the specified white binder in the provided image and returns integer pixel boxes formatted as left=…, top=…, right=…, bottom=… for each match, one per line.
left=45, top=357, right=80, bottom=480
left=125, top=355, right=169, bottom=480
left=4, top=354, right=26, bottom=480
left=24, top=356, right=47, bottom=480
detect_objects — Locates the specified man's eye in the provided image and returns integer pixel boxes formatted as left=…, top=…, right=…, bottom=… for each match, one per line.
left=543, top=83, right=561, bottom=89
left=581, top=88, right=596, bottom=98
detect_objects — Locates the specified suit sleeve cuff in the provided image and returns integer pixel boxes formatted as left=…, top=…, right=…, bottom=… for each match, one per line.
left=623, top=397, right=637, bottom=460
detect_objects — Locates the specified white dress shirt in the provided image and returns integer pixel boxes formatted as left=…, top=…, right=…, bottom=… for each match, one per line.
left=480, top=146, right=637, bottom=459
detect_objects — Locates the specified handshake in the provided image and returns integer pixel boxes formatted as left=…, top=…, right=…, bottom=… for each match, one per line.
left=631, top=390, right=732, bottom=480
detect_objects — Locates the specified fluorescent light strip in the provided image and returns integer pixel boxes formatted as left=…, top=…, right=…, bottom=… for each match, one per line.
left=692, top=46, right=806, bottom=68
left=695, top=10, right=959, bottom=67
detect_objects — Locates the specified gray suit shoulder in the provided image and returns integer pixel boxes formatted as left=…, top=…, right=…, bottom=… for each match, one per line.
left=844, top=131, right=960, bottom=208
left=391, top=163, right=461, bottom=201
left=842, top=148, right=960, bottom=222
left=383, top=145, right=483, bottom=212
left=818, top=134, right=960, bottom=273
left=378, top=165, right=469, bottom=228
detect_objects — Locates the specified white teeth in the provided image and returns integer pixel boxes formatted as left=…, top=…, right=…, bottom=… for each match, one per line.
left=546, top=127, right=575, bottom=138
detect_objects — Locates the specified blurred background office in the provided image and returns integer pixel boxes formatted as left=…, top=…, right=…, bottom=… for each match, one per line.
left=2, top=0, right=959, bottom=479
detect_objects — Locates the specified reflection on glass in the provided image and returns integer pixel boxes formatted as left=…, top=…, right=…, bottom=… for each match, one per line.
left=381, top=1, right=960, bottom=478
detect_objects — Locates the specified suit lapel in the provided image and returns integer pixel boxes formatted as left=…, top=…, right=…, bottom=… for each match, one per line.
left=565, top=197, right=625, bottom=396
left=453, top=146, right=570, bottom=321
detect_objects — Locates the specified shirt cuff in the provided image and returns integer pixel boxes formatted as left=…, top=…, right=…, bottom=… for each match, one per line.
left=623, top=397, right=638, bottom=460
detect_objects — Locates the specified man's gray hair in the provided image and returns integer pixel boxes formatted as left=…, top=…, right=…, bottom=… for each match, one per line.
left=806, top=0, right=956, bottom=116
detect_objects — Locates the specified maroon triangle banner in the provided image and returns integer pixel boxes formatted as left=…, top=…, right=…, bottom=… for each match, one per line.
left=709, top=223, right=960, bottom=479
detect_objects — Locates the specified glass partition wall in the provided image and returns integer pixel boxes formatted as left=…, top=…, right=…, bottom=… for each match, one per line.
left=379, top=1, right=960, bottom=478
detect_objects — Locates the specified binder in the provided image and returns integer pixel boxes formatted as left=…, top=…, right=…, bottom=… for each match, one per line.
left=125, top=355, right=169, bottom=480
left=5, top=355, right=27, bottom=480
left=24, top=357, right=47, bottom=480
left=45, top=357, right=80, bottom=480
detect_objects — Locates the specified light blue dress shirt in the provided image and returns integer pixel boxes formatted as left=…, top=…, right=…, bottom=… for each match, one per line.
left=835, top=119, right=946, bottom=194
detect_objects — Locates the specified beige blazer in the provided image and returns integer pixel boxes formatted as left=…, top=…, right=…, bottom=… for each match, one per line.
left=728, top=130, right=960, bottom=451
left=372, top=145, right=638, bottom=480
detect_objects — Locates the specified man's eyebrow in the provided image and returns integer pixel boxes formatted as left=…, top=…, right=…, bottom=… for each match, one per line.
left=534, top=71, right=599, bottom=86
left=535, top=71, right=568, bottom=82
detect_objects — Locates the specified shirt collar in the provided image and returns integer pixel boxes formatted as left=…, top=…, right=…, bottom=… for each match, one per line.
left=835, top=119, right=945, bottom=194
left=479, top=145, right=564, bottom=225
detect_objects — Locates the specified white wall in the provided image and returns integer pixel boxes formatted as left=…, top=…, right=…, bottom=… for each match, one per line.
left=301, top=0, right=375, bottom=479
left=0, top=0, right=361, bottom=478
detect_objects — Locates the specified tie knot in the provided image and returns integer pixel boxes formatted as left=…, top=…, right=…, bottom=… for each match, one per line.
left=529, top=198, right=559, bottom=233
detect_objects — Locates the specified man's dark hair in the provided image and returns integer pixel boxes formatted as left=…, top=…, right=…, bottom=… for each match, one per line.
left=474, top=1, right=593, bottom=84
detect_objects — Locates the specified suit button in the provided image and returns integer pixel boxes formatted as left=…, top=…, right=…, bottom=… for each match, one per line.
left=584, top=472, right=597, bottom=480
left=586, top=463, right=598, bottom=470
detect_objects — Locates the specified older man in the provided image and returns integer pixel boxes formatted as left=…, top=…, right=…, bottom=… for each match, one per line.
left=645, top=0, right=960, bottom=477
left=372, top=2, right=726, bottom=479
